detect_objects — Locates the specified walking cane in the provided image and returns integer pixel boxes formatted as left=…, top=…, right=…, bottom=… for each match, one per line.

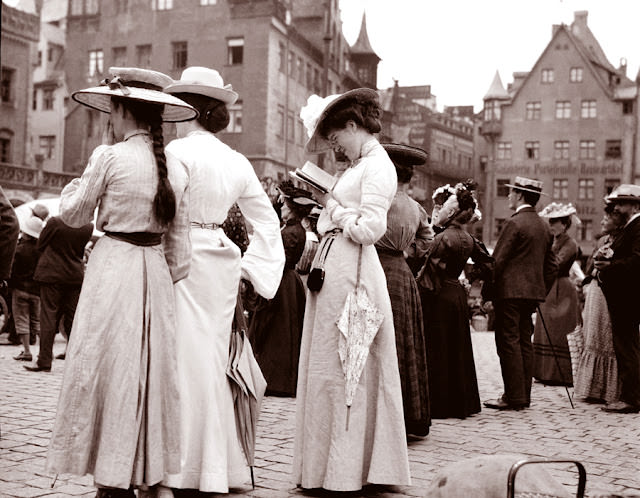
left=535, top=305, right=574, bottom=408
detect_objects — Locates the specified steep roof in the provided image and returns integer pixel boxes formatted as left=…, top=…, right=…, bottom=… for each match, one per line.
left=350, top=10, right=379, bottom=60
left=483, top=71, right=510, bottom=100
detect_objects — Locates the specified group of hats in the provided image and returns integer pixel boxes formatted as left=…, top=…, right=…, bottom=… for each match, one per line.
left=72, top=66, right=239, bottom=122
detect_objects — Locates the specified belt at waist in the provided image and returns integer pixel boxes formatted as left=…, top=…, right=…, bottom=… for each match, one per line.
left=105, top=231, right=162, bottom=246
left=190, top=222, right=221, bottom=230
left=376, top=247, right=404, bottom=257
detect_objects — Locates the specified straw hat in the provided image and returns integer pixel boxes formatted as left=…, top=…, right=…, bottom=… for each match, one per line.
left=538, top=202, right=578, bottom=219
left=604, top=183, right=640, bottom=203
left=382, top=143, right=428, bottom=167
left=164, top=66, right=238, bottom=105
left=22, top=215, right=44, bottom=239
left=72, top=67, right=197, bottom=122
left=300, top=88, right=379, bottom=154
left=505, top=176, right=547, bottom=195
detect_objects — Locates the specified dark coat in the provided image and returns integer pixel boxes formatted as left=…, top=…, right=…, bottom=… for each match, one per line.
left=490, top=206, right=557, bottom=301
left=33, top=216, right=93, bottom=285
left=0, top=187, right=20, bottom=280
left=10, top=237, right=41, bottom=295
left=599, top=214, right=640, bottom=318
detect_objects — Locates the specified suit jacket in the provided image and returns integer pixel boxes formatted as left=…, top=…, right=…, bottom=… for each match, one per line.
left=0, top=186, right=19, bottom=280
left=490, top=206, right=557, bottom=301
left=599, top=215, right=640, bottom=318
left=33, top=216, right=93, bottom=285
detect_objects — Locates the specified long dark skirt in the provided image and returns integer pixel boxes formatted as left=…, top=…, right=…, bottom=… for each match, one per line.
left=249, top=268, right=305, bottom=396
left=421, top=279, right=481, bottom=419
left=379, top=251, right=430, bottom=436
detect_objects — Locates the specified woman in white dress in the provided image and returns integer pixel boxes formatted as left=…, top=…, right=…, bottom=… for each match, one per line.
left=45, top=67, right=195, bottom=496
left=161, top=67, right=284, bottom=494
left=294, top=89, right=411, bottom=491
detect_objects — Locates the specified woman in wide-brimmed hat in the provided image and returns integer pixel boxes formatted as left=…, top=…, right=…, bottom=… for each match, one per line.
left=294, top=89, right=411, bottom=491
left=375, top=143, right=433, bottom=436
left=161, top=66, right=284, bottom=494
left=248, top=181, right=317, bottom=397
left=45, top=67, right=195, bottom=496
left=533, top=202, right=581, bottom=387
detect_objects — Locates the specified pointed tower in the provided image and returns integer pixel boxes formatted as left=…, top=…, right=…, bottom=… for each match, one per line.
left=481, top=71, right=510, bottom=137
left=349, top=10, right=380, bottom=89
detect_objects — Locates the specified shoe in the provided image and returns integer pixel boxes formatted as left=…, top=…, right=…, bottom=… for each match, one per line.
left=24, top=365, right=51, bottom=372
left=483, top=396, right=527, bottom=411
left=13, top=351, right=32, bottom=361
left=55, top=353, right=66, bottom=360
left=601, top=401, right=640, bottom=413
left=29, top=337, right=36, bottom=345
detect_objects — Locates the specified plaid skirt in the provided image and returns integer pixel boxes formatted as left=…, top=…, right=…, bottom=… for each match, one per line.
left=378, top=251, right=430, bottom=435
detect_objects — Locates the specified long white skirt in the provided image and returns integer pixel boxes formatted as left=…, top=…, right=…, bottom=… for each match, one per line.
left=163, top=227, right=250, bottom=492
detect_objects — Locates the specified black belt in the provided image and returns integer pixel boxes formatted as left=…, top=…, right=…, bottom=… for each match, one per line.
left=105, top=231, right=162, bottom=246
left=376, top=248, right=404, bottom=257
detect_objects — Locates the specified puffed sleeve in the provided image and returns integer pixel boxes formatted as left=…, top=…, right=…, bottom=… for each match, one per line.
left=236, top=154, right=285, bottom=299
left=325, top=155, right=397, bottom=245
left=59, top=145, right=111, bottom=228
left=163, top=155, right=191, bottom=283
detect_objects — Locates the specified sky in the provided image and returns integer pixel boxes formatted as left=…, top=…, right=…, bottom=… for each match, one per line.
left=339, top=0, right=640, bottom=112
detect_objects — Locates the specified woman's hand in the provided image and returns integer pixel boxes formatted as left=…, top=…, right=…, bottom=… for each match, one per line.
left=308, top=186, right=331, bottom=207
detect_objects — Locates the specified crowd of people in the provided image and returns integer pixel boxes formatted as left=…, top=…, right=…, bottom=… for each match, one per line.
left=1, top=63, right=639, bottom=497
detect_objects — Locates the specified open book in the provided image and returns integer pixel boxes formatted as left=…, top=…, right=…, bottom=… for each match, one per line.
left=289, top=161, right=337, bottom=194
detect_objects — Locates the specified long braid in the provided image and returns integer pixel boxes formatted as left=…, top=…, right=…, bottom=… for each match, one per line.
left=149, top=110, right=176, bottom=225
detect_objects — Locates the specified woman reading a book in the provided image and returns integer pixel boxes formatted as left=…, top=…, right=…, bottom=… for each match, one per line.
left=293, top=89, right=411, bottom=491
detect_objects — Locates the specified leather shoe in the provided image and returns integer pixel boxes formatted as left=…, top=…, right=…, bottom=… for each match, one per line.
left=602, top=401, right=640, bottom=413
left=55, top=353, right=66, bottom=360
left=483, top=396, right=526, bottom=411
left=24, top=365, right=51, bottom=373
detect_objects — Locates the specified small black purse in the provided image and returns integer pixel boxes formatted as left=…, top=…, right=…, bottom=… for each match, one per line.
left=307, top=267, right=325, bottom=292
left=307, top=232, right=339, bottom=292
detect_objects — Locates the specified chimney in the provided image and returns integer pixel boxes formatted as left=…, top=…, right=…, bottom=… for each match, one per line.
left=620, top=57, right=628, bottom=77
left=572, top=11, right=588, bottom=36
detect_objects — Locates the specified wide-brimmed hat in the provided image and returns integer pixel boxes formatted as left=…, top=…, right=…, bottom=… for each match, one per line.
left=164, top=66, right=238, bottom=105
left=277, top=181, right=319, bottom=208
left=382, top=143, right=428, bottom=167
left=539, top=202, right=580, bottom=224
left=72, top=67, right=198, bottom=122
left=505, top=176, right=547, bottom=195
left=22, top=215, right=44, bottom=239
left=300, top=88, right=379, bottom=154
left=604, top=184, right=640, bottom=203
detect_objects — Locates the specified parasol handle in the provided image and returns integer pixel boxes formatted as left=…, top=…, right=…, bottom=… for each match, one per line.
left=346, top=406, right=351, bottom=431
left=355, top=245, right=363, bottom=293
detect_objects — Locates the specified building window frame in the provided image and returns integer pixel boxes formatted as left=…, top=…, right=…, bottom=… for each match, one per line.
left=605, top=140, right=622, bottom=159
left=88, top=49, right=104, bottom=77
left=553, top=178, right=569, bottom=200
left=200, top=0, right=217, bottom=4
left=541, top=68, right=554, bottom=83
left=570, top=67, right=583, bottom=82
left=484, top=100, right=501, bottom=121
left=579, top=140, right=596, bottom=159
left=227, top=38, right=244, bottom=65
left=1, top=67, right=15, bottom=104
left=39, top=135, right=56, bottom=159
left=555, top=101, right=571, bottom=119
left=578, top=178, right=595, bottom=200
left=172, top=41, right=188, bottom=70
left=226, top=101, right=243, bottom=133
left=496, top=141, right=511, bottom=159
left=578, top=219, right=593, bottom=241
left=525, top=140, right=540, bottom=159
left=496, top=179, right=510, bottom=197
left=525, top=101, right=541, bottom=120
left=42, top=88, right=54, bottom=110
left=136, top=44, right=152, bottom=68
left=0, top=128, right=13, bottom=163
left=152, top=0, right=173, bottom=10
left=112, top=46, right=127, bottom=67
left=554, top=140, right=570, bottom=159
left=580, top=99, right=597, bottom=119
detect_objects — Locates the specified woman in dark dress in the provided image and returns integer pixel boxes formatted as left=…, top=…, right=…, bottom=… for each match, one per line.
left=418, top=181, right=485, bottom=419
left=376, top=143, right=433, bottom=436
left=249, top=181, right=315, bottom=396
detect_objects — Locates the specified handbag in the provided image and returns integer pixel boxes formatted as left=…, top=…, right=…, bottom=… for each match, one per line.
left=307, top=231, right=339, bottom=292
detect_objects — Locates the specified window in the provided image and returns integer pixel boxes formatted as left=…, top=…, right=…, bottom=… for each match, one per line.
left=277, top=105, right=284, bottom=137
left=604, top=179, right=618, bottom=196
left=578, top=220, right=594, bottom=241
left=553, top=179, right=569, bottom=200
left=32, top=89, right=38, bottom=110
left=496, top=142, right=511, bottom=159
left=37, top=51, right=42, bottom=66
left=0, top=129, right=12, bottom=162
left=287, top=111, right=295, bottom=142
left=278, top=42, right=286, bottom=73
left=525, top=141, right=539, bottom=159
left=484, top=101, right=501, bottom=121
left=39, top=135, right=55, bottom=159
left=47, top=46, right=54, bottom=62
left=541, top=69, right=554, bottom=83
left=200, top=0, right=217, bottom=4
left=605, top=140, right=621, bottom=159
left=579, top=140, right=595, bottom=159
left=88, top=49, right=104, bottom=77
left=581, top=100, right=597, bottom=118
left=43, top=88, right=54, bottom=110
left=152, top=0, right=173, bottom=10
left=227, top=38, right=244, bottom=65
left=86, top=0, right=99, bottom=14
left=623, top=101, right=634, bottom=115
left=70, top=0, right=83, bottom=15
left=496, top=179, right=510, bottom=197
left=287, top=51, right=294, bottom=77
left=570, top=67, right=583, bottom=82
left=578, top=179, right=595, bottom=200
left=112, top=46, right=127, bottom=67
left=227, top=102, right=242, bottom=133
left=297, top=57, right=304, bottom=84
left=136, top=45, right=152, bottom=68
left=554, top=141, right=570, bottom=159
left=525, top=101, right=541, bottom=120
left=172, top=41, right=188, bottom=70
left=1, top=67, right=15, bottom=103
left=555, top=101, right=571, bottom=119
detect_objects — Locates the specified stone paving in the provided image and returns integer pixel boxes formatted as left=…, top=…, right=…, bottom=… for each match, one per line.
left=1, top=332, right=639, bottom=497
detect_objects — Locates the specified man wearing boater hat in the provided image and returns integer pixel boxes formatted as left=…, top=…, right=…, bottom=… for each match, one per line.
left=484, top=176, right=557, bottom=411
left=596, top=184, right=640, bottom=413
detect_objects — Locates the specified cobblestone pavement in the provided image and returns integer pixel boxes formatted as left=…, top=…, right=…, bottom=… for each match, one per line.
left=1, top=332, right=639, bottom=497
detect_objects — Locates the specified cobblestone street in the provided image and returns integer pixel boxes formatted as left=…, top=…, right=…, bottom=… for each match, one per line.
left=1, top=332, right=639, bottom=497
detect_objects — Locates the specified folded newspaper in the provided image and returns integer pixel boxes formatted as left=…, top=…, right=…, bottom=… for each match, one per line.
left=289, top=161, right=337, bottom=194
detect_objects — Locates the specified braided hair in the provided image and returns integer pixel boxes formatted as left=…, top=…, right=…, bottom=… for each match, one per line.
left=112, top=96, right=176, bottom=225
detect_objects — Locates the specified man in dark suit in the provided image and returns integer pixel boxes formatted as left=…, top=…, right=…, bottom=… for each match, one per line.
left=25, top=216, right=93, bottom=372
left=0, top=186, right=19, bottom=286
left=484, top=177, right=557, bottom=410
left=597, top=184, right=640, bottom=413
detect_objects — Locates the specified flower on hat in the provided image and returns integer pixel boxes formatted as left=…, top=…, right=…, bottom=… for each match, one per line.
left=538, top=202, right=577, bottom=218
left=433, top=180, right=479, bottom=227
left=300, top=94, right=340, bottom=140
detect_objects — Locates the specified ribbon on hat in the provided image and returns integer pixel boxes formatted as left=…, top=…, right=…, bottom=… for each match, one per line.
left=101, top=76, right=131, bottom=96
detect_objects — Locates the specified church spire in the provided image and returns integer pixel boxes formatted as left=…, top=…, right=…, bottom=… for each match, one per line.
left=484, top=71, right=510, bottom=100
left=351, top=10, right=379, bottom=60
